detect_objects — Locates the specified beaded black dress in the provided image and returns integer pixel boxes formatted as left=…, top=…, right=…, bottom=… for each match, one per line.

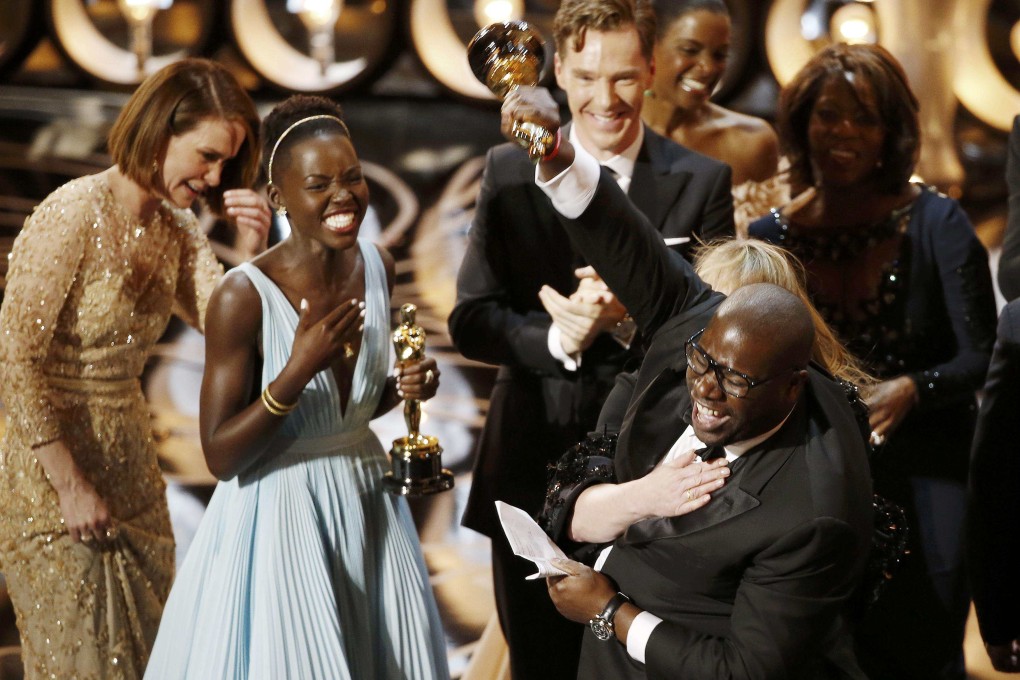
left=750, top=185, right=998, bottom=679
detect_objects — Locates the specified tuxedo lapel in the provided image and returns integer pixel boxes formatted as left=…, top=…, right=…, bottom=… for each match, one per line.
left=620, top=398, right=807, bottom=545
left=620, top=457, right=760, bottom=545
left=617, top=367, right=691, bottom=482
left=628, top=133, right=692, bottom=232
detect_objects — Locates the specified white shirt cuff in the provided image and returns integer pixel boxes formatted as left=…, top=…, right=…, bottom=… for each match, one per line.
left=535, top=144, right=601, bottom=219
left=547, top=325, right=579, bottom=371
left=626, top=611, right=663, bottom=664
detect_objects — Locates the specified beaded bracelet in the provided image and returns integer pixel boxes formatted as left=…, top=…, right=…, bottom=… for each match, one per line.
left=261, top=386, right=298, bottom=416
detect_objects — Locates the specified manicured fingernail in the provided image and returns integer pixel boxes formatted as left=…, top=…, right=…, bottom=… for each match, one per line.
left=300, top=298, right=308, bottom=311
left=357, top=300, right=365, bottom=309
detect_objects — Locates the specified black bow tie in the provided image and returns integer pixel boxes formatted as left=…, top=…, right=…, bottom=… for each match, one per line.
left=696, top=445, right=726, bottom=462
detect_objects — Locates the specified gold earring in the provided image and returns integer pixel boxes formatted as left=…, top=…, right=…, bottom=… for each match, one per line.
left=276, top=206, right=287, bottom=217
left=152, top=160, right=159, bottom=173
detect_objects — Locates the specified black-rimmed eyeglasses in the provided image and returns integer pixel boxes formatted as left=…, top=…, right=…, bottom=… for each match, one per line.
left=684, top=328, right=783, bottom=399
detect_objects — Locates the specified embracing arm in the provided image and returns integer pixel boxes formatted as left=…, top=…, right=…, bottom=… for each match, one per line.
left=568, top=451, right=728, bottom=543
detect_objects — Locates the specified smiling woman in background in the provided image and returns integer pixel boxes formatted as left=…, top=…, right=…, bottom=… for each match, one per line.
left=642, top=0, right=784, bottom=233
left=749, top=43, right=997, bottom=680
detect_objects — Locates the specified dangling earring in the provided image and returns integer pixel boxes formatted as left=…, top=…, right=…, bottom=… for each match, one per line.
left=152, top=160, right=159, bottom=174
left=276, top=206, right=287, bottom=217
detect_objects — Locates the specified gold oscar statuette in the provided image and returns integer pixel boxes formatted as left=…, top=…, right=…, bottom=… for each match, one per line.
left=383, top=304, right=454, bottom=496
left=468, top=20, right=555, bottom=161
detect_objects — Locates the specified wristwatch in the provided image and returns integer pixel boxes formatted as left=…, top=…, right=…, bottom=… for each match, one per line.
left=589, top=592, right=630, bottom=642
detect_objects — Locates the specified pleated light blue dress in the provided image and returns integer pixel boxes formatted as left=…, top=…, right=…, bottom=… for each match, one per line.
left=145, top=239, right=449, bottom=680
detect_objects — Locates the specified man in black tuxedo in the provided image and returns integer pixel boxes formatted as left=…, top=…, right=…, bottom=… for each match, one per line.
left=448, top=0, right=732, bottom=676
left=966, top=114, right=1020, bottom=673
left=502, top=86, right=872, bottom=679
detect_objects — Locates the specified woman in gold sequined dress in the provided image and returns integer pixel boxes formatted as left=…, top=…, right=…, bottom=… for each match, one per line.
left=0, top=59, right=263, bottom=679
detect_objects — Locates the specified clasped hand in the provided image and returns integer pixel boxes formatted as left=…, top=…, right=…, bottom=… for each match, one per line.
left=224, top=188, right=272, bottom=259
left=862, top=375, right=918, bottom=443
left=394, top=358, right=441, bottom=401
left=540, top=267, right=628, bottom=355
left=500, top=86, right=561, bottom=149
left=546, top=558, right=617, bottom=626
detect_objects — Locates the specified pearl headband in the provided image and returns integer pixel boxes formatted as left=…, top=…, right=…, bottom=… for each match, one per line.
left=266, top=114, right=350, bottom=186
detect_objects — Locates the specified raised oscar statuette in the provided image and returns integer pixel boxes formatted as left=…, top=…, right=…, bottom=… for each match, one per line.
left=468, top=20, right=555, bottom=160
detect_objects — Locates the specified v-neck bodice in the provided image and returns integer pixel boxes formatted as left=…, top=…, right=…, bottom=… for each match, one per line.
left=236, top=238, right=390, bottom=440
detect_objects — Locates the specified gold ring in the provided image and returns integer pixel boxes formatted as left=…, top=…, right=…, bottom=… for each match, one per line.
left=685, top=489, right=693, bottom=502
left=425, top=369, right=435, bottom=384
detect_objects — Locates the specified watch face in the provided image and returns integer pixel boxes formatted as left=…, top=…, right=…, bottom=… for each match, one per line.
left=590, top=616, right=613, bottom=641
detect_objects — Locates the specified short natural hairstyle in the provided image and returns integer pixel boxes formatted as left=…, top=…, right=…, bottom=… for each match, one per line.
left=694, top=238, right=875, bottom=387
left=260, top=95, right=352, bottom=187
left=777, top=43, right=919, bottom=195
left=713, top=282, right=816, bottom=373
left=107, top=58, right=260, bottom=216
left=650, top=0, right=728, bottom=40
left=553, top=0, right=657, bottom=61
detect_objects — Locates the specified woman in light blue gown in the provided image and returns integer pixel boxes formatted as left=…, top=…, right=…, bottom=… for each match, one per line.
left=145, top=95, right=449, bottom=680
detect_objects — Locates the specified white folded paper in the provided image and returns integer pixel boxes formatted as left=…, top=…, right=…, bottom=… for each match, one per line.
left=495, top=501, right=571, bottom=580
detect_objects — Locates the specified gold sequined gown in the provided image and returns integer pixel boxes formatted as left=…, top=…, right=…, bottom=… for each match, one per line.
left=0, top=172, right=223, bottom=679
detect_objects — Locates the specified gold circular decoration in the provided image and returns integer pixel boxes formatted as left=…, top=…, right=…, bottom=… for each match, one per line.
left=228, top=0, right=396, bottom=94
left=952, top=0, right=1020, bottom=132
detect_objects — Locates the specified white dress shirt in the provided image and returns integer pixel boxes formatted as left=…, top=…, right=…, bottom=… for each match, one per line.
left=546, top=127, right=644, bottom=370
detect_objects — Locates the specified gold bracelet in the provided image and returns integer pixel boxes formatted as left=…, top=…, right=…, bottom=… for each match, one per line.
left=261, top=386, right=298, bottom=416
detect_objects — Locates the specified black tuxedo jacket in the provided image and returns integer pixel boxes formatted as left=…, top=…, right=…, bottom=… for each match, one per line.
left=968, top=298, right=1020, bottom=646
left=557, top=174, right=873, bottom=679
left=450, top=127, right=733, bottom=538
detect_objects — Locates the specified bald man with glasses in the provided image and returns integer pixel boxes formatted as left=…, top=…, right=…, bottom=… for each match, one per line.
left=503, top=84, right=874, bottom=680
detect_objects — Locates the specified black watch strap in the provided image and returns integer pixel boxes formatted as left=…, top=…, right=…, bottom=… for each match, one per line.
left=601, top=592, right=630, bottom=626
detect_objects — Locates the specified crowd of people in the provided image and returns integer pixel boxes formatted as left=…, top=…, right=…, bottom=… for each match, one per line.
left=0, top=0, right=1016, bottom=678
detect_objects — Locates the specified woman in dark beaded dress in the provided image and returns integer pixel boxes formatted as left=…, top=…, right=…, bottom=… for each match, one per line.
left=748, top=43, right=998, bottom=680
